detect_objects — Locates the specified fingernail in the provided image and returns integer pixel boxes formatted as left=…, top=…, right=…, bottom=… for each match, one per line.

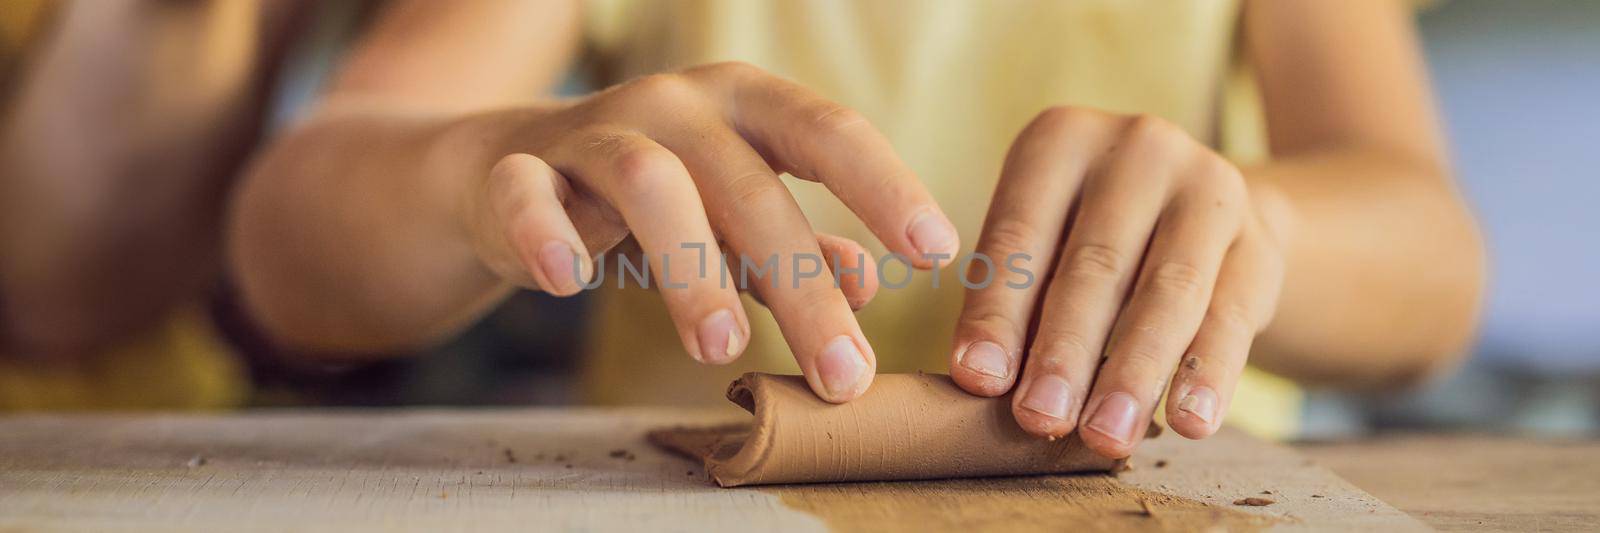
left=818, top=335, right=869, bottom=399
left=906, top=209, right=958, bottom=257
left=537, top=241, right=579, bottom=292
left=1020, top=375, right=1072, bottom=419
left=959, top=341, right=1011, bottom=379
left=1177, top=386, right=1218, bottom=425
left=695, top=309, right=741, bottom=364
left=1086, top=392, right=1141, bottom=444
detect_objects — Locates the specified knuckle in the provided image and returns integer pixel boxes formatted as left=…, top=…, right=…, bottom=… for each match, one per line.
left=1028, top=352, right=1070, bottom=375
left=1201, top=152, right=1246, bottom=184
left=1122, top=113, right=1187, bottom=152
left=489, top=153, right=544, bottom=182
left=1207, top=302, right=1257, bottom=335
left=1146, top=260, right=1207, bottom=296
left=1033, top=105, right=1099, bottom=130
left=575, top=129, right=631, bottom=157
left=685, top=60, right=764, bottom=82
left=1061, top=244, right=1125, bottom=280
left=811, top=104, right=870, bottom=135
left=1114, top=338, right=1170, bottom=377
left=484, top=155, right=548, bottom=219
left=960, top=311, right=1024, bottom=340
left=716, top=170, right=780, bottom=219
left=1030, top=331, right=1095, bottom=368
left=620, top=73, right=700, bottom=104
left=681, top=60, right=768, bottom=87
left=980, top=218, right=1042, bottom=257
left=601, top=144, right=680, bottom=195
left=792, top=285, right=840, bottom=312
left=1191, top=154, right=1249, bottom=204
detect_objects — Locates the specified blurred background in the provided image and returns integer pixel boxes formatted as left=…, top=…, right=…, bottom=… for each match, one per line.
left=1297, top=0, right=1600, bottom=438
left=3, top=0, right=1597, bottom=438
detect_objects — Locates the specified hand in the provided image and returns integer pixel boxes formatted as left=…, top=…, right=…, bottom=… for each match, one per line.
left=461, top=62, right=958, bottom=403
left=949, top=106, right=1286, bottom=458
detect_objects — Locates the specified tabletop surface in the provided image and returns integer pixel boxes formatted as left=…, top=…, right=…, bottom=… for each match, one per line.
left=1300, top=434, right=1600, bottom=532
left=0, top=408, right=1592, bottom=532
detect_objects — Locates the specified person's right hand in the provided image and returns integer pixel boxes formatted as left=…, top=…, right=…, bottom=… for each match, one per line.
left=459, top=62, right=959, bottom=403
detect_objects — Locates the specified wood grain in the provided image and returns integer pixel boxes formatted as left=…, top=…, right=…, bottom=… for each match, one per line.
left=0, top=409, right=1423, bottom=532
left=1301, top=435, right=1600, bottom=532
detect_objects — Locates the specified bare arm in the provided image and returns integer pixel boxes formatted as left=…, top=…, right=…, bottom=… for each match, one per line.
left=228, top=0, right=585, bottom=354
left=1244, top=0, right=1486, bottom=388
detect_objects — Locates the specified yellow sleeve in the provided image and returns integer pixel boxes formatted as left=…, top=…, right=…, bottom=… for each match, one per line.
left=0, top=304, right=248, bottom=412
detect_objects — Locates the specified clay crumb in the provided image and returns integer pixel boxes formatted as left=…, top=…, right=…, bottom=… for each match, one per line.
left=1137, top=498, right=1155, bottom=517
left=185, top=455, right=207, bottom=468
left=1154, top=459, right=1168, bottom=468
left=1260, top=490, right=1273, bottom=495
left=608, top=449, right=636, bottom=461
left=503, top=449, right=517, bottom=464
left=1233, top=497, right=1275, bottom=507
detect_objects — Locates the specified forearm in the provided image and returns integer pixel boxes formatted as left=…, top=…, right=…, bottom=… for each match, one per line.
left=225, top=0, right=581, bottom=356
left=228, top=108, right=529, bottom=355
left=1247, top=148, right=1485, bottom=389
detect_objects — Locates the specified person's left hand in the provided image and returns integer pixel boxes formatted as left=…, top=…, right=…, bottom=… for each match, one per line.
left=948, top=106, right=1287, bottom=459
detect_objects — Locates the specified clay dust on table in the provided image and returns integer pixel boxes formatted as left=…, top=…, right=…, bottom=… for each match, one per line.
left=766, top=474, right=1282, bottom=533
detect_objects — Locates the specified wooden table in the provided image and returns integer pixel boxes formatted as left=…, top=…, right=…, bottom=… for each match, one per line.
left=1300, top=435, right=1600, bottom=532
left=0, top=408, right=1591, bottom=532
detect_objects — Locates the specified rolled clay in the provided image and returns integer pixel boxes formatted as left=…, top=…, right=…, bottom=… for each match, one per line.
left=649, top=372, right=1144, bottom=487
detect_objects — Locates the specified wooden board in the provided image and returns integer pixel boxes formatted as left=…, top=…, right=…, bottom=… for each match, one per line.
left=1301, top=435, right=1600, bottom=532
left=0, top=409, right=1425, bottom=532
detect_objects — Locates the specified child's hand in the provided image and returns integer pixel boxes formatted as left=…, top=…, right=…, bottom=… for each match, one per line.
left=949, top=107, right=1287, bottom=458
left=463, top=62, right=956, bottom=403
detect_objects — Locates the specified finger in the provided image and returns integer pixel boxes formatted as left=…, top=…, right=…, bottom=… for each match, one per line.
left=737, top=233, right=878, bottom=310
left=665, top=124, right=876, bottom=403
left=1165, top=226, right=1282, bottom=439
left=548, top=131, right=750, bottom=365
left=1011, top=116, right=1177, bottom=439
left=951, top=108, right=1113, bottom=397
left=816, top=233, right=879, bottom=310
left=481, top=154, right=593, bottom=296
left=686, top=62, right=959, bottom=268
left=1079, top=163, right=1246, bottom=458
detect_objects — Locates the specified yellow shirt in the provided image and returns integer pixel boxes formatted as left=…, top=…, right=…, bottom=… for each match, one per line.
left=0, top=304, right=247, bottom=411
left=581, top=0, right=1302, bottom=439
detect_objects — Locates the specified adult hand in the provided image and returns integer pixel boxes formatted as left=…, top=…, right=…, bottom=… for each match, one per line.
left=950, top=106, right=1286, bottom=458
left=462, top=62, right=957, bottom=403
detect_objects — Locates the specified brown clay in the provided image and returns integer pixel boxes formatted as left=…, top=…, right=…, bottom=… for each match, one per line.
left=649, top=373, right=1131, bottom=487
left=1234, top=497, right=1276, bottom=506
